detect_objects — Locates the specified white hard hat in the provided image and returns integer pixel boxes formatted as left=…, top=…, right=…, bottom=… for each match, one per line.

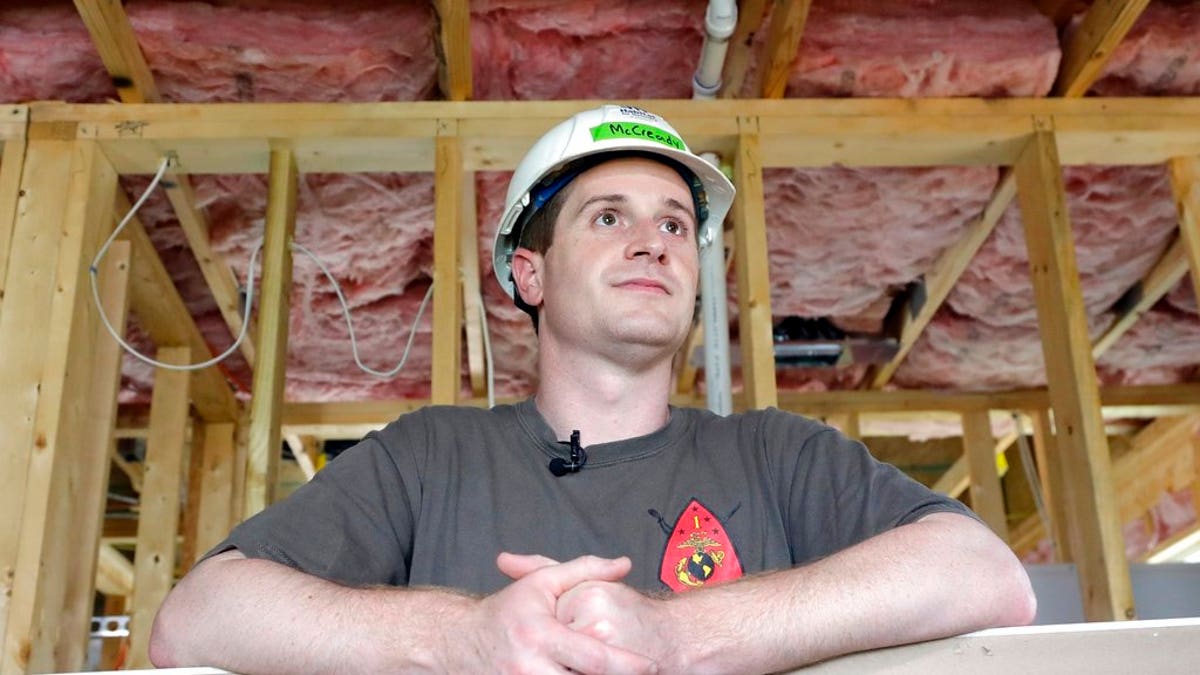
left=492, top=104, right=736, bottom=300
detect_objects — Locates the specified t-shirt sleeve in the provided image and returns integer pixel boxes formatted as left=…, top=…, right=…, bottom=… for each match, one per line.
left=199, top=419, right=424, bottom=587
left=767, top=410, right=981, bottom=564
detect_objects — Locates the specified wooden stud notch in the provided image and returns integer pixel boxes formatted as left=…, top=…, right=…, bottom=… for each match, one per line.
left=244, top=147, right=298, bottom=518
left=1015, top=121, right=1132, bottom=621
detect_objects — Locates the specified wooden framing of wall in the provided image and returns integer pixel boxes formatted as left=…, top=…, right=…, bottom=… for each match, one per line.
left=1, top=97, right=1198, bottom=667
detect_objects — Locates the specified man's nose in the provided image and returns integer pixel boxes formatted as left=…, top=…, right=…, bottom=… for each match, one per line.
left=625, top=221, right=666, bottom=262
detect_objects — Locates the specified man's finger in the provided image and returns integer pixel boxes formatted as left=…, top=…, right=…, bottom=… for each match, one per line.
left=496, top=552, right=561, bottom=580
left=545, top=622, right=656, bottom=675
left=527, top=555, right=633, bottom=597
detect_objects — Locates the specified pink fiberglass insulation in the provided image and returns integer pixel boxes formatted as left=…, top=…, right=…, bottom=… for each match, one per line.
left=471, top=0, right=706, bottom=100
left=0, top=2, right=112, bottom=102
left=124, top=0, right=437, bottom=103
left=739, top=0, right=1060, bottom=98
left=762, top=165, right=998, bottom=329
left=1089, top=1, right=1200, bottom=96
left=947, top=165, right=1179, bottom=328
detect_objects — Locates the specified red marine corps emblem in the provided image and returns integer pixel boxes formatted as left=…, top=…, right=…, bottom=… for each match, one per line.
left=659, top=499, right=742, bottom=592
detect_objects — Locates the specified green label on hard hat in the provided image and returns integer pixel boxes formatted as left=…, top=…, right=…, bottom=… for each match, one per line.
left=590, top=122, right=685, bottom=151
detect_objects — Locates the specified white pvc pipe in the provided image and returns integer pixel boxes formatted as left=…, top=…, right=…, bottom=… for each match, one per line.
left=693, top=0, right=738, bottom=100
left=699, top=153, right=732, bottom=415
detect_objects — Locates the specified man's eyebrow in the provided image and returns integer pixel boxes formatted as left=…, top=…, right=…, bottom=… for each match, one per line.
left=663, top=197, right=696, bottom=220
left=573, top=194, right=627, bottom=217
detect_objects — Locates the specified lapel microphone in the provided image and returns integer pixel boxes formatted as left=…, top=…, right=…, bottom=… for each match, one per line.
left=548, top=429, right=587, bottom=477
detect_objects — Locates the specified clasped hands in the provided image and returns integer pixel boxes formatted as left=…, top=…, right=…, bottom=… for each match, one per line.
left=464, top=551, right=677, bottom=675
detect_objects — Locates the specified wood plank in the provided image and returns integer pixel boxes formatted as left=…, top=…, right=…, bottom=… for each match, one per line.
left=1030, top=409, right=1073, bottom=563
left=1, top=139, right=118, bottom=674
left=870, top=170, right=1016, bottom=388
left=718, top=0, right=768, bottom=100
left=962, top=411, right=1009, bottom=542
left=459, top=173, right=486, bottom=396
left=72, top=0, right=161, bottom=103
left=162, top=173, right=258, bottom=367
left=431, top=124, right=463, bottom=404
left=38, top=98, right=1200, bottom=174
left=0, top=135, right=28, bottom=316
left=95, top=544, right=134, bottom=597
left=732, top=121, right=777, bottom=409
left=127, top=346, right=191, bottom=670
left=244, top=147, right=298, bottom=518
left=179, top=422, right=207, bottom=572
left=58, top=239, right=130, bottom=672
left=191, top=422, right=236, bottom=566
left=434, top=0, right=472, bottom=101
left=932, top=427, right=1017, bottom=498
left=759, top=0, right=813, bottom=99
left=1015, top=122, right=1131, bottom=621
left=1092, top=235, right=1189, bottom=358
left=119, top=189, right=238, bottom=422
left=1054, top=0, right=1151, bottom=97
left=1169, top=157, right=1200, bottom=314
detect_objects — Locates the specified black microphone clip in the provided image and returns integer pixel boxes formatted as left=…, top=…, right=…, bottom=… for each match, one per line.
left=549, top=429, right=587, bottom=477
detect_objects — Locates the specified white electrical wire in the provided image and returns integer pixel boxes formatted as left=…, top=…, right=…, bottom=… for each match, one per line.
left=294, top=241, right=433, bottom=378
left=92, top=155, right=434, bottom=380
left=90, top=157, right=263, bottom=371
left=478, top=295, right=495, bottom=408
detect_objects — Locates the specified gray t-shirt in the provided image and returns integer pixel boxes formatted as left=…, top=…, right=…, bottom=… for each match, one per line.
left=213, top=400, right=975, bottom=593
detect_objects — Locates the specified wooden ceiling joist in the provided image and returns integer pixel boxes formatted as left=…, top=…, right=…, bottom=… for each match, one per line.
left=759, top=0, right=814, bottom=99
left=1054, top=0, right=1151, bottom=98
left=434, top=0, right=473, bottom=102
left=1169, top=156, right=1200, bottom=309
left=118, top=190, right=238, bottom=422
left=74, top=1, right=257, bottom=367
left=37, top=99, right=1200, bottom=175
left=1092, top=235, right=1190, bottom=359
left=718, top=0, right=767, bottom=99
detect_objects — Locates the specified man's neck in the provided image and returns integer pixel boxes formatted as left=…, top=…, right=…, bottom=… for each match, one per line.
left=533, top=345, right=675, bottom=446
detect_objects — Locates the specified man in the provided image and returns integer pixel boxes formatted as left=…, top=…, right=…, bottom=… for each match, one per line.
left=151, top=105, right=1035, bottom=673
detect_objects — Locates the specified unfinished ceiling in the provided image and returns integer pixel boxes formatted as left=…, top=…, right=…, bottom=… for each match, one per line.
left=2, top=0, right=1198, bottom=405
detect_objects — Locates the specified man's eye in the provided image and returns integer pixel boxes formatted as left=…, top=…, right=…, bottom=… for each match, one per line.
left=595, top=212, right=619, bottom=227
left=661, top=220, right=687, bottom=236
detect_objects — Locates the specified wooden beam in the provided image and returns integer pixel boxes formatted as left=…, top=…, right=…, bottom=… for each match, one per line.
left=194, top=422, right=237, bottom=560
left=35, top=98, right=1200, bottom=174
left=111, top=445, right=144, bottom=493
left=759, top=0, right=813, bottom=99
left=1, top=138, right=119, bottom=674
left=1015, top=122, right=1131, bottom=621
left=127, top=346, right=191, bottom=670
left=719, top=0, right=768, bottom=100
left=1029, top=409, right=1073, bottom=562
left=244, top=147, right=298, bottom=518
left=871, top=170, right=1017, bottom=388
left=431, top=123, right=463, bottom=404
left=732, top=120, right=777, bottom=409
left=161, top=172, right=258, bottom=366
left=0, top=132, right=29, bottom=316
left=1092, top=236, right=1190, bottom=358
left=1054, top=0, right=1151, bottom=97
left=95, top=544, right=134, bottom=598
left=72, top=0, right=160, bottom=103
left=283, top=434, right=317, bottom=483
left=59, top=239, right=130, bottom=671
left=119, top=189, right=238, bottom=422
left=1169, top=157, right=1200, bottom=313
left=459, top=173, right=486, bottom=396
left=434, top=0, right=472, bottom=101
left=932, top=427, right=1017, bottom=497
left=962, top=411, right=1009, bottom=542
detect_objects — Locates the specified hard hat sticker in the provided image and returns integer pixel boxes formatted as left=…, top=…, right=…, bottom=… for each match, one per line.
left=590, top=122, right=685, bottom=151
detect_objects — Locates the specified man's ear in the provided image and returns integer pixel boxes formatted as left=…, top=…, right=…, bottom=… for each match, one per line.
left=510, top=247, right=545, bottom=307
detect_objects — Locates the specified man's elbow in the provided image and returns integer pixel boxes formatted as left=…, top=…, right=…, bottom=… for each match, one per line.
left=148, top=589, right=185, bottom=668
left=1001, top=561, right=1038, bottom=626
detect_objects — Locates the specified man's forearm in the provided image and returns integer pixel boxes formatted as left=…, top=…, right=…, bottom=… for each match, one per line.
left=663, top=512, right=1037, bottom=673
left=150, top=551, right=475, bottom=673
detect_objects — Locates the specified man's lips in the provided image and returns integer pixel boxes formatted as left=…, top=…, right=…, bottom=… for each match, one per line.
left=614, top=277, right=670, bottom=294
